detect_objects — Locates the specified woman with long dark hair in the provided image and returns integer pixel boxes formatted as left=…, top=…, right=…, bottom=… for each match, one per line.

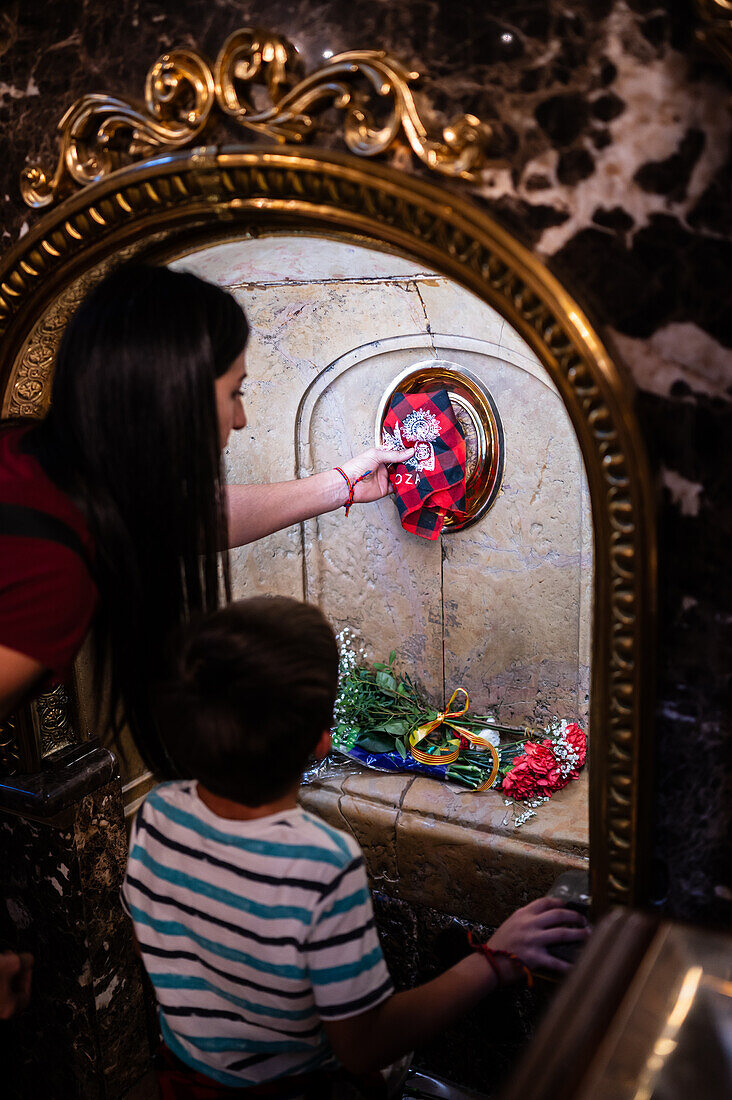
left=0, top=263, right=410, bottom=773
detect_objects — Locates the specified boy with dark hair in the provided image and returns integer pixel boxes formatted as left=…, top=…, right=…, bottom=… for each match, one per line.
left=123, top=596, right=589, bottom=1098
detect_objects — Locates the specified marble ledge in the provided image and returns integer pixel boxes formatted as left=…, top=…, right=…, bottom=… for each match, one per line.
left=299, top=766, right=588, bottom=926
left=301, top=765, right=588, bottom=854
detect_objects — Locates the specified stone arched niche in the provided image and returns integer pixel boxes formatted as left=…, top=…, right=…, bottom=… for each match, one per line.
left=165, top=233, right=597, bottom=924
left=171, top=235, right=592, bottom=732
left=0, top=146, right=656, bottom=916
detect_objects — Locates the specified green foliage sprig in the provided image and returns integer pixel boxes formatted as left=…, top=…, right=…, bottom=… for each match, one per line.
left=332, top=641, right=529, bottom=786
left=334, top=650, right=436, bottom=760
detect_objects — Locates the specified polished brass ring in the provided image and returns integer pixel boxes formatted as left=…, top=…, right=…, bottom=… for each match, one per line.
left=375, top=360, right=505, bottom=532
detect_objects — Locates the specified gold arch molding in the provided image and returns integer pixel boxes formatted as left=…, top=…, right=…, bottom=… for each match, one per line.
left=0, top=146, right=656, bottom=916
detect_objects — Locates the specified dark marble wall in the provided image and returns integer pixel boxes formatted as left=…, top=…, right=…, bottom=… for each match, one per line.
left=0, top=779, right=151, bottom=1098
left=1, top=1, right=730, bottom=925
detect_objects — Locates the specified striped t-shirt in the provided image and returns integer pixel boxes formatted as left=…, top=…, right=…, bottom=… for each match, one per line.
left=121, top=781, right=393, bottom=1088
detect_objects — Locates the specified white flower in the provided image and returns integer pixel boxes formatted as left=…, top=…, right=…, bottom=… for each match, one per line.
left=513, top=808, right=537, bottom=828
left=473, top=728, right=500, bottom=748
left=503, top=794, right=549, bottom=828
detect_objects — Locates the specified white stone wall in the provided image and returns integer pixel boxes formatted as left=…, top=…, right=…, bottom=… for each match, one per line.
left=172, top=235, right=592, bottom=726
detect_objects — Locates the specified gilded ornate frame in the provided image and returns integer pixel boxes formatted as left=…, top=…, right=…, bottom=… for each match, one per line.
left=0, top=146, right=656, bottom=914
left=0, top=27, right=658, bottom=915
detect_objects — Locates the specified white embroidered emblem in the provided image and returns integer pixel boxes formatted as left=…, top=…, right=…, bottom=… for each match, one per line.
left=382, top=423, right=405, bottom=450
left=383, top=406, right=441, bottom=485
left=402, top=409, right=440, bottom=443
left=413, top=441, right=435, bottom=472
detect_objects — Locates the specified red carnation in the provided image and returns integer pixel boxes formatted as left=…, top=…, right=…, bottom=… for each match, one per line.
left=500, top=758, right=539, bottom=800
left=501, top=740, right=568, bottom=801
left=526, top=740, right=568, bottom=791
left=563, top=723, right=587, bottom=779
left=501, top=725, right=587, bottom=802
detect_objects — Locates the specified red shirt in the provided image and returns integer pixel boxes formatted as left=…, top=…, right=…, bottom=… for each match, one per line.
left=0, top=427, right=97, bottom=686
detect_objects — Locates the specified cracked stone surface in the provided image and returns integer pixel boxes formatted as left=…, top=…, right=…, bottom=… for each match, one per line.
left=175, top=235, right=593, bottom=727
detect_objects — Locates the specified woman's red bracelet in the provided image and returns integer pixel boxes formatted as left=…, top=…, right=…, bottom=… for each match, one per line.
left=334, top=466, right=372, bottom=517
left=467, top=931, right=533, bottom=988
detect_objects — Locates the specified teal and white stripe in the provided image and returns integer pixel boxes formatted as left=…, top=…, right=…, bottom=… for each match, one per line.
left=122, top=781, right=392, bottom=1086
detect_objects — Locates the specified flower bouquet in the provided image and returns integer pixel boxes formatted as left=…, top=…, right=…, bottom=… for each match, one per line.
left=329, top=632, right=587, bottom=813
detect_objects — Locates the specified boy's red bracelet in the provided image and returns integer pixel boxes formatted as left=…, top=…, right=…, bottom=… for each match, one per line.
left=467, top=931, right=534, bottom=988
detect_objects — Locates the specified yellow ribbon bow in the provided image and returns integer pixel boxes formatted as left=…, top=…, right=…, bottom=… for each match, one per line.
left=408, top=687, right=500, bottom=791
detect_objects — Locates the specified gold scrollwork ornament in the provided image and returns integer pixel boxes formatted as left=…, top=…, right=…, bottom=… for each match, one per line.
left=33, top=684, right=77, bottom=757
left=21, top=28, right=500, bottom=209
left=215, top=28, right=494, bottom=173
left=21, top=48, right=216, bottom=207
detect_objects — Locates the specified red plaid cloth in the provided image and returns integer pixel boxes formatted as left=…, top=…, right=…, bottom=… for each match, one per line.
left=382, top=388, right=467, bottom=539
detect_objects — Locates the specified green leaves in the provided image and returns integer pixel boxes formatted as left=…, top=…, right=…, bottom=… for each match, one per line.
left=332, top=651, right=428, bottom=758
left=357, top=731, right=400, bottom=754
left=377, top=719, right=410, bottom=737
left=332, top=650, right=529, bottom=792
left=375, top=671, right=397, bottom=693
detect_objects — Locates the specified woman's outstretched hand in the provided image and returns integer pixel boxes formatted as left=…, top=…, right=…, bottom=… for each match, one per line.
left=338, top=446, right=415, bottom=505
left=225, top=445, right=415, bottom=547
left=487, top=897, right=591, bottom=979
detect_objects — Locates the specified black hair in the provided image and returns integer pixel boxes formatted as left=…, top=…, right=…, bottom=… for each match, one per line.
left=23, top=263, right=249, bottom=773
left=156, top=597, right=339, bottom=806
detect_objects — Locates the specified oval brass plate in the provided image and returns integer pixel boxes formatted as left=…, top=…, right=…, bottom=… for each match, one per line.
left=375, top=360, right=505, bottom=532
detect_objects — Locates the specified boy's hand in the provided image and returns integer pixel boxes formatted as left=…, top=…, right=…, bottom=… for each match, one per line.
left=325, top=898, right=590, bottom=1075
left=487, top=897, right=591, bottom=979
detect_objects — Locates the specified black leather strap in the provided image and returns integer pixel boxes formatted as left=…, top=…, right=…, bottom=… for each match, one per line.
left=0, top=502, right=93, bottom=575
